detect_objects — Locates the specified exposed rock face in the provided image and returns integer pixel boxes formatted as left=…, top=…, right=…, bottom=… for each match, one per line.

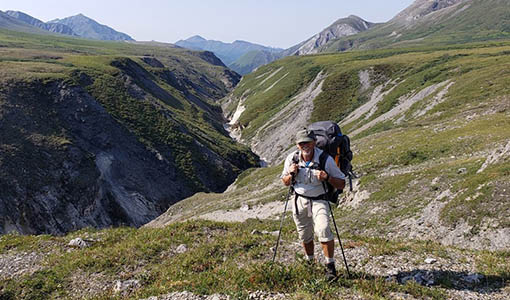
left=391, top=0, right=468, bottom=26
left=0, top=56, right=254, bottom=235
left=5, top=11, right=77, bottom=36
left=245, top=71, right=327, bottom=165
left=285, top=15, right=376, bottom=56
left=0, top=81, right=188, bottom=234
left=48, top=13, right=134, bottom=41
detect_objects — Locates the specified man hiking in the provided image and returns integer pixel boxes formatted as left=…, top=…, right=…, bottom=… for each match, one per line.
left=281, top=129, right=346, bottom=281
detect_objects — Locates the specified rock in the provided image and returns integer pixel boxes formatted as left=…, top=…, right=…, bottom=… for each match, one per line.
left=457, top=168, right=467, bottom=174
left=424, top=257, right=437, bottom=264
left=113, top=279, right=140, bottom=293
left=175, top=244, right=188, bottom=254
left=240, top=205, right=250, bottom=212
left=68, top=238, right=90, bottom=248
left=263, top=230, right=280, bottom=237
left=387, top=268, right=400, bottom=276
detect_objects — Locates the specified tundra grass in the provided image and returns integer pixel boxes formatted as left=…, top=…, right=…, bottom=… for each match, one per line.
left=1, top=220, right=508, bottom=300
left=233, top=41, right=510, bottom=143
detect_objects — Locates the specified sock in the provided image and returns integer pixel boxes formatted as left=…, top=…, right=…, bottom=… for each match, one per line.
left=325, top=257, right=335, bottom=264
left=306, top=255, right=314, bottom=261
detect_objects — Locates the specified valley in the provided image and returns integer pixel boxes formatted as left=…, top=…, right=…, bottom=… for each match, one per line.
left=0, top=0, right=509, bottom=299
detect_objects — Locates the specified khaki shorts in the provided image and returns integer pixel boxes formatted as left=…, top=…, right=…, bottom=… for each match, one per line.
left=292, top=196, right=333, bottom=243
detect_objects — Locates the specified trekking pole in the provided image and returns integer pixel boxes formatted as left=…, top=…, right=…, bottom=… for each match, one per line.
left=271, top=186, right=293, bottom=264
left=327, top=201, right=351, bottom=278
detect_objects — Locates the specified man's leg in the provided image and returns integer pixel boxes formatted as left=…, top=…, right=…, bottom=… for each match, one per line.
left=304, top=240, right=314, bottom=256
left=293, top=197, right=315, bottom=261
left=313, top=201, right=337, bottom=280
left=321, top=240, right=334, bottom=260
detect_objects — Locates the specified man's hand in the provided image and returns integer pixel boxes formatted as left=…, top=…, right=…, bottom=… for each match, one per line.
left=317, top=170, right=329, bottom=181
left=282, top=164, right=299, bottom=186
left=316, top=170, right=345, bottom=190
left=289, top=163, right=299, bottom=176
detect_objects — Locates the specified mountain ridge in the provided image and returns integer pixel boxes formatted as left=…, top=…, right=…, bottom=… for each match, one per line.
left=48, top=13, right=134, bottom=41
left=5, top=10, right=77, bottom=36
left=175, top=35, right=283, bottom=75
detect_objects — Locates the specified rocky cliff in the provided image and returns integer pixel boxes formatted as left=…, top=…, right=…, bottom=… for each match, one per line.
left=0, top=28, right=257, bottom=235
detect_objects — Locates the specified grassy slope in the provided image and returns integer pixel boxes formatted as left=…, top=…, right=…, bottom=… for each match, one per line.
left=0, top=28, right=258, bottom=194
left=1, top=220, right=508, bottom=299
left=214, top=41, right=510, bottom=239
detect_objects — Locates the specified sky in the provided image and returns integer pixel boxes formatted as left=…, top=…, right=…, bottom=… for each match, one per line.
left=1, top=0, right=416, bottom=49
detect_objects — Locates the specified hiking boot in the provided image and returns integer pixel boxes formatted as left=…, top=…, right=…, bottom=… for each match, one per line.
left=325, top=262, right=337, bottom=282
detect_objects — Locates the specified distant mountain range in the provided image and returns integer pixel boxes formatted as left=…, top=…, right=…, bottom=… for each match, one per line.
left=177, top=0, right=510, bottom=75
left=176, top=15, right=375, bottom=75
left=0, top=10, right=133, bottom=41
left=175, top=36, right=283, bottom=75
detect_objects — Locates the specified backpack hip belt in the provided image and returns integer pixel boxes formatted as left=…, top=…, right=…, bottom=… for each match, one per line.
left=293, top=192, right=327, bottom=215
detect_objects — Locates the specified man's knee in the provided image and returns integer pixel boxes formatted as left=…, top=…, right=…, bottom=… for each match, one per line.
left=315, top=223, right=333, bottom=242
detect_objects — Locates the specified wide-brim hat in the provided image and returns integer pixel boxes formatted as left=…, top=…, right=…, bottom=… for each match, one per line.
left=295, top=129, right=315, bottom=144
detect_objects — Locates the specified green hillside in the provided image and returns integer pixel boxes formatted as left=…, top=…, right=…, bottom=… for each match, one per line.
left=200, top=40, right=510, bottom=250
left=323, top=0, right=510, bottom=52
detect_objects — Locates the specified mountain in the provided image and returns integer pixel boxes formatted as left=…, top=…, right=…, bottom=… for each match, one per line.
left=5, top=10, right=77, bottom=36
left=322, top=0, right=510, bottom=52
left=284, top=15, right=376, bottom=56
left=48, top=13, right=134, bottom=41
left=219, top=15, right=375, bottom=75
left=0, top=28, right=257, bottom=235
left=175, top=35, right=283, bottom=74
left=228, top=50, right=282, bottom=75
left=0, top=10, right=51, bottom=34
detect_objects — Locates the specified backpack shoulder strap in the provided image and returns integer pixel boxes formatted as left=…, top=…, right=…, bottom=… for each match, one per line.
left=318, top=150, right=329, bottom=171
left=292, top=151, right=300, bottom=164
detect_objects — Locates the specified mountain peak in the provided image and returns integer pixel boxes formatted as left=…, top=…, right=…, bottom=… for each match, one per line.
left=186, top=35, right=206, bottom=42
left=287, top=15, right=375, bottom=56
left=49, top=13, right=134, bottom=41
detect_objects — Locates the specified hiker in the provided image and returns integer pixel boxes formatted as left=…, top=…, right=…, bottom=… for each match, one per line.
left=280, top=129, right=346, bottom=281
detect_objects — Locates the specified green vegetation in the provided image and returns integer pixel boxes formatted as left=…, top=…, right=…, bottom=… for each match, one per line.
left=218, top=39, right=510, bottom=242
left=1, top=220, right=508, bottom=299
